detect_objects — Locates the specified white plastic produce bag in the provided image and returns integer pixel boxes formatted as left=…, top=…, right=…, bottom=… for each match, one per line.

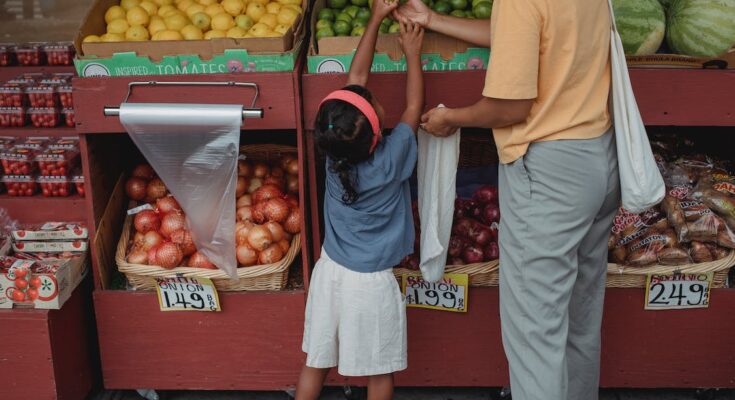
left=120, top=103, right=241, bottom=277
left=607, top=0, right=665, bottom=213
left=417, top=110, right=461, bottom=283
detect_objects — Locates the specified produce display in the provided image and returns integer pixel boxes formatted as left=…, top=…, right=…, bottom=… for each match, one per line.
left=0, top=43, right=74, bottom=67
left=0, top=73, right=75, bottom=128
left=315, top=0, right=492, bottom=39
left=398, top=185, right=500, bottom=270
left=124, top=153, right=301, bottom=270
left=0, top=137, right=82, bottom=197
left=612, top=0, right=735, bottom=57
left=84, top=0, right=303, bottom=43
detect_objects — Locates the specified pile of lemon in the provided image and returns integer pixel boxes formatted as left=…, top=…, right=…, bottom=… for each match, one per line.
left=83, top=0, right=302, bottom=42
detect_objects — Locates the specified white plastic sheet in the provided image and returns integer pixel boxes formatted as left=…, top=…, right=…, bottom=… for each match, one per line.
left=417, top=113, right=461, bottom=283
left=120, top=103, right=241, bottom=277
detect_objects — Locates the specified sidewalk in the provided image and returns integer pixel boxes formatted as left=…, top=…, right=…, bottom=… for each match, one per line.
left=96, top=388, right=735, bottom=400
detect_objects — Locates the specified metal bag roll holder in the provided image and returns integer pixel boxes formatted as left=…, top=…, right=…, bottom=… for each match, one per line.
left=103, top=81, right=264, bottom=119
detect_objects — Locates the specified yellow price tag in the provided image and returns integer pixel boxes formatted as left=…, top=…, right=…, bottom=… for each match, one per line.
left=156, top=277, right=221, bottom=312
left=645, top=272, right=713, bottom=310
left=402, top=273, right=468, bottom=313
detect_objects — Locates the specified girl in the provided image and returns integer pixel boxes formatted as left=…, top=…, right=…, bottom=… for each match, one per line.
left=295, top=1, right=425, bottom=399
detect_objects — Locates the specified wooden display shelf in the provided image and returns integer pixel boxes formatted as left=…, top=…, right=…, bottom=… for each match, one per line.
left=0, top=127, right=78, bottom=137
left=73, top=71, right=302, bottom=133
left=0, top=194, right=87, bottom=223
left=301, top=68, right=735, bottom=129
left=0, top=66, right=75, bottom=83
left=94, top=289, right=306, bottom=390
left=319, top=287, right=735, bottom=388
left=0, top=276, right=98, bottom=400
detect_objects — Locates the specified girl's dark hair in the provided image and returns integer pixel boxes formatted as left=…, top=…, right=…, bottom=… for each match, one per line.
left=314, top=84, right=375, bottom=204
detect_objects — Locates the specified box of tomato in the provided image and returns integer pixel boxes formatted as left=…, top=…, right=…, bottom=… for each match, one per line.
left=0, top=253, right=87, bottom=310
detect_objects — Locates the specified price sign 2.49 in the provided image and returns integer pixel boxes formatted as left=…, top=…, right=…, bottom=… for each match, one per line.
left=156, top=277, right=221, bottom=312
left=402, top=273, right=468, bottom=313
left=645, top=272, right=713, bottom=310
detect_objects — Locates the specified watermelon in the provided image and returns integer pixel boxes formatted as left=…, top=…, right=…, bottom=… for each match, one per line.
left=666, top=0, right=735, bottom=57
left=612, top=0, right=666, bottom=56
left=658, top=0, right=675, bottom=8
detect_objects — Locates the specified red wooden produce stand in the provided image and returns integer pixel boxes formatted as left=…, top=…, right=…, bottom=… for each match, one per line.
left=72, top=56, right=313, bottom=391
left=301, top=68, right=735, bottom=388
left=0, top=69, right=97, bottom=400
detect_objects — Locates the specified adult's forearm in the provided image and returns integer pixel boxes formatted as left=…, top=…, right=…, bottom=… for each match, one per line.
left=445, top=98, right=519, bottom=129
left=428, top=14, right=491, bottom=48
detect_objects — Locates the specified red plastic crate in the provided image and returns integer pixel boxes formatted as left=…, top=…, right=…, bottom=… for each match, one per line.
left=2, top=175, right=38, bottom=196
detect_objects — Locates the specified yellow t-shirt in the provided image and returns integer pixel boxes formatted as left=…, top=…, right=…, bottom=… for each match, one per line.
left=483, top=0, right=612, bottom=164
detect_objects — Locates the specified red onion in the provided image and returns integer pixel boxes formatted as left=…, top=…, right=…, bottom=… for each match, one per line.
left=125, top=177, right=148, bottom=201
left=247, top=224, right=273, bottom=251
left=484, top=242, right=499, bottom=261
left=473, top=185, right=499, bottom=205
left=264, top=198, right=290, bottom=223
left=134, top=210, right=161, bottom=233
left=237, top=244, right=259, bottom=266
left=189, top=251, right=216, bottom=269
left=462, top=246, right=485, bottom=264
left=473, top=225, right=493, bottom=245
left=259, top=244, right=284, bottom=264
left=481, top=204, right=501, bottom=225
left=448, top=257, right=464, bottom=266
left=146, top=178, right=167, bottom=201
left=451, top=218, right=475, bottom=238
left=284, top=208, right=301, bottom=234
left=448, top=236, right=469, bottom=258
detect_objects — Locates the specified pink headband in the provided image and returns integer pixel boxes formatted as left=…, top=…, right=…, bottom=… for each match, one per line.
left=319, top=89, right=382, bottom=153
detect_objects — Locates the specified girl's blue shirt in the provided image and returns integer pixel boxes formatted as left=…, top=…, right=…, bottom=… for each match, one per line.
left=322, top=123, right=417, bottom=273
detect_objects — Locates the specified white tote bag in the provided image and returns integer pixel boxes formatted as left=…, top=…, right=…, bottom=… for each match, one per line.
left=607, top=0, right=665, bottom=213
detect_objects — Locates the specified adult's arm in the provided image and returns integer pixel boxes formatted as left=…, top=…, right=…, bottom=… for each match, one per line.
left=395, top=0, right=491, bottom=47
left=420, top=98, right=533, bottom=136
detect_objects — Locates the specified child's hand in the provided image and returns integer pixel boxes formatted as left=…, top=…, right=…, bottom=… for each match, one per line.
left=372, top=0, right=399, bottom=21
left=398, top=19, right=424, bottom=58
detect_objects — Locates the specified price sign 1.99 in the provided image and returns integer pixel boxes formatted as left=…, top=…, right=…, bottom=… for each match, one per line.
left=645, top=272, right=713, bottom=310
left=156, top=277, right=221, bottom=312
left=402, top=273, right=468, bottom=313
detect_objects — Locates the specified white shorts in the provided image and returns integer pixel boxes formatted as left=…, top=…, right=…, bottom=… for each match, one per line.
left=302, top=250, right=407, bottom=377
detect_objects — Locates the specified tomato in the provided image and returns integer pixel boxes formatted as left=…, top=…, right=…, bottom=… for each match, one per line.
left=29, top=276, right=42, bottom=289
left=14, top=278, right=28, bottom=290
left=11, top=289, right=25, bottom=302
left=26, top=288, right=39, bottom=301
left=13, top=268, right=28, bottom=279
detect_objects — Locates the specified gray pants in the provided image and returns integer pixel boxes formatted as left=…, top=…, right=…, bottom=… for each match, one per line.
left=498, top=129, right=619, bottom=400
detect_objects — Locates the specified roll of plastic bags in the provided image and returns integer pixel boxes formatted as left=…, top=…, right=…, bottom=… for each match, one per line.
left=120, top=103, right=241, bottom=277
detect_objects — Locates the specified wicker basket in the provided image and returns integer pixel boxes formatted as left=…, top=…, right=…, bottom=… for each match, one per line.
left=458, top=131, right=498, bottom=168
left=116, top=214, right=301, bottom=291
left=605, top=251, right=735, bottom=288
left=393, top=260, right=499, bottom=287
left=117, top=143, right=302, bottom=291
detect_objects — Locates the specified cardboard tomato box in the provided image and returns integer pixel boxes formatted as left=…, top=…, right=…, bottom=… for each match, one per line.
left=0, top=253, right=88, bottom=310
left=626, top=47, right=735, bottom=69
left=12, top=223, right=88, bottom=241
left=306, top=0, right=489, bottom=74
left=74, top=0, right=308, bottom=76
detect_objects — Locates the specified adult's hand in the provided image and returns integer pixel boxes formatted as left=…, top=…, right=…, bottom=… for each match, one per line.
left=393, top=0, right=433, bottom=28
left=420, top=107, right=458, bottom=137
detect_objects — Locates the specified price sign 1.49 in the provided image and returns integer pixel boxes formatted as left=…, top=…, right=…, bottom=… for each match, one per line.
left=402, top=273, right=468, bottom=313
left=156, top=277, right=221, bottom=312
left=645, top=272, right=713, bottom=310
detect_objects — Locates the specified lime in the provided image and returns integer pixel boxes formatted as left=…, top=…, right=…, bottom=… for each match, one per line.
left=450, top=9, right=465, bottom=17
left=472, top=2, right=491, bottom=18
left=449, top=0, right=467, bottom=10
left=433, top=1, right=451, bottom=14
left=333, top=19, right=352, bottom=35
left=472, top=0, right=491, bottom=8
left=351, top=26, right=366, bottom=36
left=318, top=8, right=335, bottom=21
left=335, top=12, right=353, bottom=23
left=379, top=23, right=389, bottom=33
left=328, top=0, right=348, bottom=9
left=356, top=7, right=371, bottom=20
left=316, top=19, right=333, bottom=31
left=316, top=27, right=336, bottom=40
left=344, top=5, right=360, bottom=18
left=352, top=17, right=367, bottom=29
left=388, top=22, right=400, bottom=33
left=381, top=17, right=391, bottom=26
left=351, top=0, right=368, bottom=6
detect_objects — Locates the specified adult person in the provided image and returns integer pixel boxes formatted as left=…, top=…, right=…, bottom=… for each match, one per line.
left=395, top=1, right=619, bottom=399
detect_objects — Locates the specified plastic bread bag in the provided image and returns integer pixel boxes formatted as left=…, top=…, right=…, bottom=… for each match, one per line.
left=120, top=103, right=242, bottom=277
left=692, top=173, right=735, bottom=231
left=609, top=208, right=670, bottom=265
left=660, top=185, right=719, bottom=244
left=626, top=227, right=690, bottom=267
